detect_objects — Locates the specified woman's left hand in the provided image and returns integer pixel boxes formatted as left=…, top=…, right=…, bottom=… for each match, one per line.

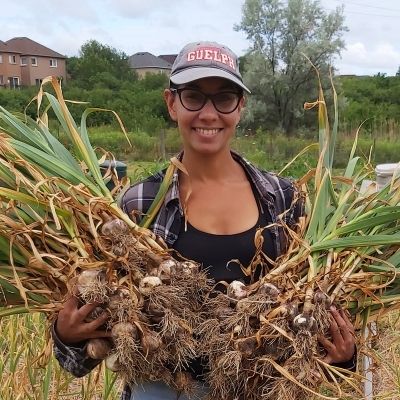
left=318, top=306, right=356, bottom=364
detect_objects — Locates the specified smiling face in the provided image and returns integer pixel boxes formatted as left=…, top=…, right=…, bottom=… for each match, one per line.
left=164, top=77, right=244, bottom=156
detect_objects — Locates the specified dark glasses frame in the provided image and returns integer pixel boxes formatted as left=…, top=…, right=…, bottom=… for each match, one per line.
left=169, top=87, right=243, bottom=114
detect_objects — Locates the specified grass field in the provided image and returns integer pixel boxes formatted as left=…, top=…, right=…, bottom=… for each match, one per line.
left=0, top=313, right=122, bottom=400
left=125, top=160, right=167, bottom=182
left=1, top=312, right=400, bottom=399
left=90, top=127, right=400, bottom=185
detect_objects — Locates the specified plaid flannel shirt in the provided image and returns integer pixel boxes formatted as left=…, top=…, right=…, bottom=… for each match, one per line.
left=121, top=151, right=302, bottom=254
left=53, top=151, right=303, bottom=399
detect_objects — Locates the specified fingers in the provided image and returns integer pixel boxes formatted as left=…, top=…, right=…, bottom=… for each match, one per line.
left=87, top=311, right=110, bottom=331
left=330, top=307, right=354, bottom=342
left=318, top=335, right=334, bottom=351
left=328, top=312, right=343, bottom=344
left=87, top=328, right=113, bottom=339
left=320, top=306, right=356, bottom=365
left=340, top=309, right=355, bottom=333
left=62, top=292, right=107, bottom=324
left=56, top=295, right=111, bottom=344
left=76, top=302, right=103, bottom=321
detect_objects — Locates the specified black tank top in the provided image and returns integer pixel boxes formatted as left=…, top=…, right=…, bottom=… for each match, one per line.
left=172, top=188, right=276, bottom=380
left=172, top=190, right=276, bottom=283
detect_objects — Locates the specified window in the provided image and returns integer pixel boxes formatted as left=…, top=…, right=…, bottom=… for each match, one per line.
left=31, top=57, right=37, bottom=66
left=35, top=78, right=42, bottom=86
left=0, top=75, right=3, bottom=85
left=49, top=59, right=57, bottom=67
left=8, top=77, right=19, bottom=89
left=0, top=55, right=3, bottom=64
left=9, top=55, right=17, bottom=64
left=21, top=57, right=27, bottom=66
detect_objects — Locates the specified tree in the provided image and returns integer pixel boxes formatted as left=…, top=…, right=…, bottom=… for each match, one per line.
left=66, top=40, right=135, bottom=89
left=396, top=66, right=400, bottom=77
left=235, top=0, right=347, bottom=134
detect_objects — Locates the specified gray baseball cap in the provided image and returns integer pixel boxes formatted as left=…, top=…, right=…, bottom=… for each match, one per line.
left=170, top=41, right=251, bottom=94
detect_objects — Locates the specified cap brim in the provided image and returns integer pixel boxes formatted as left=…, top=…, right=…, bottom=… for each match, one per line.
left=170, top=67, right=251, bottom=94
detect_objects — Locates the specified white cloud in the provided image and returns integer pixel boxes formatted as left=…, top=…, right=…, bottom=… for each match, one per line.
left=6, top=0, right=98, bottom=23
left=104, top=0, right=162, bottom=18
left=338, top=42, right=400, bottom=75
left=106, top=0, right=189, bottom=18
left=2, top=0, right=400, bottom=75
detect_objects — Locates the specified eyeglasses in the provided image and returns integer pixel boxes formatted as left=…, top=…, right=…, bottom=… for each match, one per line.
left=170, top=88, right=242, bottom=114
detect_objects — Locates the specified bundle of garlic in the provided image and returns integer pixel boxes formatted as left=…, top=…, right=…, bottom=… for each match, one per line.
left=76, top=255, right=210, bottom=388
left=198, top=75, right=400, bottom=400
left=0, top=77, right=211, bottom=392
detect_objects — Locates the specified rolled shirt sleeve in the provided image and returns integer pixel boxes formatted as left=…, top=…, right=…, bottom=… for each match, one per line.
left=52, top=321, right=101, bottom=378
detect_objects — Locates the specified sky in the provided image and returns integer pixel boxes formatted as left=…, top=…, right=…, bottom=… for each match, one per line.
left=2, top=0, right=400, bottom=76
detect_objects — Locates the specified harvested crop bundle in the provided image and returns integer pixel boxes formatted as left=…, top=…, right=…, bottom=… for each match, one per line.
left=198, top=74, right=400, bottom=399
left=0, top=77, right=212, bottom=393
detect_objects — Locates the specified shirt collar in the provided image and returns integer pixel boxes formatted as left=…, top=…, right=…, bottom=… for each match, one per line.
left=230, top=150, right=276, bottom=200
left=162, top=150, right=276, bottom=208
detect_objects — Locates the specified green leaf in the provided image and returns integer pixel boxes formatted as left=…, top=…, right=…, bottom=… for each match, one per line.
left=141, top=161, right=176, bottom=228
left=333, top=209, right=400, bottom=237
left=305, top=171, right=331, bottom=242
left=9, top=140, right=102, bottom=196
left=0, top=188, right=71, bottom=219
left=0, top=277, right=48, bottom=306
left=311, top=234, right=400, bottom=252
left=0, top=108, right=51, bottom=153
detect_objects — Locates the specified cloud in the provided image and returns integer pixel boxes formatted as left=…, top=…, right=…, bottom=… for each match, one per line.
left=6, top=0, right=98, bottom=23
left=2, top=0, right=399, bottom=75
left=320, top=0, right=400, bottom=74
left=104, top=0, right=161, bottom=18
left=339, top=42, right=400, bottom=75
left=2, top=0, right=100, bottom=53
left=104, top=0, right=249, bottom=57
left=53, top=26, right=115, bottom=57
left=107, top=0, right=189, bottom=19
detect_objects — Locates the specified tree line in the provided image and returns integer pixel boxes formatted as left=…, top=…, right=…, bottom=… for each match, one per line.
left=0, top=0, right=399, bottom=138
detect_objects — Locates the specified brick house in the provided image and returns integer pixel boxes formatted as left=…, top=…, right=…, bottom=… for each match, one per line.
left=0, top=37, right=66, bottom=88
left=0, top=40, right=22, bottom=88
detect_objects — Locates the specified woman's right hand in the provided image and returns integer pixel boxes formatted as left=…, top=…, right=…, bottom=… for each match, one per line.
left=55, top=295, right=112, bottom=345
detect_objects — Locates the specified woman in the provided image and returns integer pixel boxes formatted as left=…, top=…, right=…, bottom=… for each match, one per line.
left=54, top=41, right=355, bottom=400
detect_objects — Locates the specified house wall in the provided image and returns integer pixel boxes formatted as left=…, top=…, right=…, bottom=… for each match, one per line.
left=0, top=52, right=22, bottom=87
left=135, top=67, right=171, bottom=79
left=20, top=62, right=30, bottom=85
left=0, top=52, right=66, bottom=87
left=21, top=56, right=66, bottom=86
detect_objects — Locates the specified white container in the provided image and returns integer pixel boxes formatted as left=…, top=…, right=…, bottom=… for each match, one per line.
left=375, top=163, right=400, bottom=190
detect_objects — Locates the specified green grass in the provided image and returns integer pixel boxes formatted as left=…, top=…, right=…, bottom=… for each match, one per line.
left=82, top=126, right=400, bottom=184
left=126, top=160, right=168, bottom=182
left=0, top=313, right=121, bottom=400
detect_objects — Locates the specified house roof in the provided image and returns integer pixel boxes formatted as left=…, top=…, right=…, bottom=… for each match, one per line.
left=0, top=40, right=20, bottom=54
left=5, top=37, right=66, bottom=58
left=158, top=54, right=177, bottom=65
left=128, top=52, right=172, bottom=69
